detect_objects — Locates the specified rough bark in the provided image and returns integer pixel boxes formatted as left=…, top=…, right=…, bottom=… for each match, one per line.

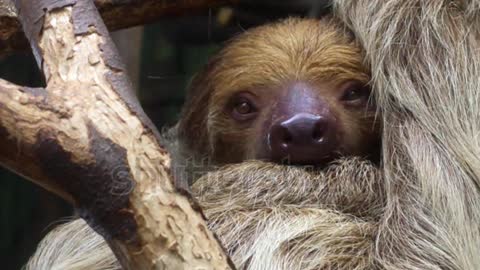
left=0, top=0, right=235, bottom=56
left=0, top=0, right=233, bottom=269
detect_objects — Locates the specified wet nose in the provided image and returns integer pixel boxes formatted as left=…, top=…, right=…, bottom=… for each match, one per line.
left=268, top=113, right=337, bottom=165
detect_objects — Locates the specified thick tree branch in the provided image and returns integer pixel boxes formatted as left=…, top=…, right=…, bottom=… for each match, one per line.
left=0, top=0, right=236, bottom=56
left=0, top=79, right=73, bottom=201
left=0, top=0, right=234, bottom=269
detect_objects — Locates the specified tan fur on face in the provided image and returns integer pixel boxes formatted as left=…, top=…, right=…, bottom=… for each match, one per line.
left=177, top=17, right=372, bottom=167
left=209, top=17, right=369, bottom=100
left=207, top=18, right=372, bottom=163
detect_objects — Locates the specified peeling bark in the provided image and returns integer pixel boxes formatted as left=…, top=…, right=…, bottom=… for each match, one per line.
left=0, top=0, right=234, bottom=269
left=0, top=0, right=236, bottom=57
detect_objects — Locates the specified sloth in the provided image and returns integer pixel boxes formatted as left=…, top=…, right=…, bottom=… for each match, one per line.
left=25, top=0, right=480, bottom=268
left=28, top=17, right=384, bottom=270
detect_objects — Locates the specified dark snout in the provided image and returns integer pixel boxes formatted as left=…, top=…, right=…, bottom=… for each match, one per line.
left=268, top=112, right=337, bottom=165
left=263, top=82, right=338, bottom=165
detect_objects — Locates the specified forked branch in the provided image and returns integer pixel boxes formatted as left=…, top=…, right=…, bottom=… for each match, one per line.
left=0, top=0, right=233, bottom=269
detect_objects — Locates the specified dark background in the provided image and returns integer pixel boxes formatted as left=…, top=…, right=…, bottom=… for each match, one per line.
left=0, top=1, right=329, bottom=269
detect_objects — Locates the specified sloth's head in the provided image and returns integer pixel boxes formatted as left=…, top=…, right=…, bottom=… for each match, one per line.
left=179, top=18, right=379, bottom=167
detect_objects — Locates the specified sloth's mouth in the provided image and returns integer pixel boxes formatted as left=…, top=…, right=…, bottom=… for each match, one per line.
left=257, top=152, right=340, bottom=169
left=283, top=154, right=339, bottom=169
left=255, top=143, right=344, bottom=168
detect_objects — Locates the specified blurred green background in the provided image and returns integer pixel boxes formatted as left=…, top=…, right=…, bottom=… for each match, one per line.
left=0, top=1, right=329, bottom=269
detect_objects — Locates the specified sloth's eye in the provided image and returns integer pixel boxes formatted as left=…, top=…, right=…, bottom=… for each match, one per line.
left=341, top=84, right=371, bottom=106
left=234, top=99, right=254, bottom=115
left=342, top=88, right=364, bottom=101
left=229, top=94, right=258, bottom=121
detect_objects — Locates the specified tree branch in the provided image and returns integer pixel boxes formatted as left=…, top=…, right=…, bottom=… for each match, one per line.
left=1, top=0, right=234, bottom=269
left=0, top=0, right=236, bottom=56
left=0, top=79, right=74, bottom=201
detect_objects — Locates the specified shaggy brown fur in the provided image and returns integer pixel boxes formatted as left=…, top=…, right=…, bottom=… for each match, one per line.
left=26, top=158, right=382, bottom=270
left=335, top=1, right=480, bottom=269
left=25, top=219, right=119, bottom=270
left=193, top=158, right=382, bottom=270
left=25, top=0, right=480, bottom=269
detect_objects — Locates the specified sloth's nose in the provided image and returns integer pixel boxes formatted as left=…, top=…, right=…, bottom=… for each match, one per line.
left=268, top=113, right=337, bottom=165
